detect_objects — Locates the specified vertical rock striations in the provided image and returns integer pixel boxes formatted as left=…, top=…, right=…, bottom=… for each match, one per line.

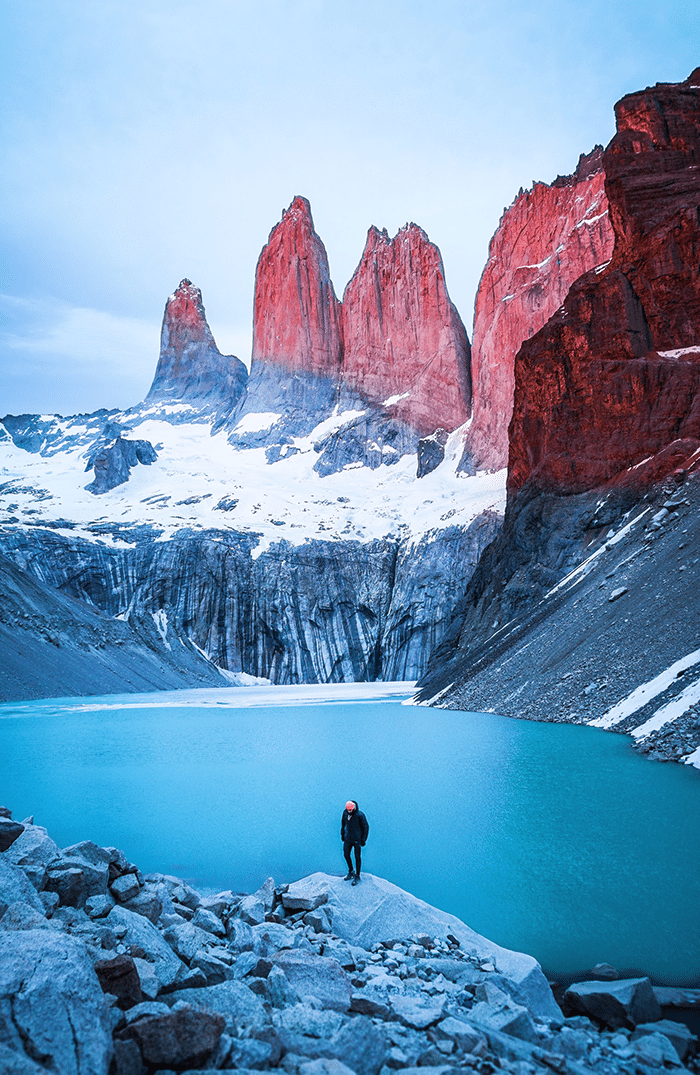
left=147, top=279, right=248, bottom=410
left=342, top=224, right=471, bottom=436
left=509, top=70, right=700, bottom=496
left=466, top=149, right=614, bottom=471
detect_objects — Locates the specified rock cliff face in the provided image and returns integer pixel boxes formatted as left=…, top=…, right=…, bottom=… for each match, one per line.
left=509, top=70, right=700, bottom=495
left=465, top=149, right=614, bottom=471
left=1, top=515, right=498, bottom=692
left=419, top=70, right=700, bottom=763
left=147, top=279, right=248, bottom=410
left=342, top=225, right=471, bottom=436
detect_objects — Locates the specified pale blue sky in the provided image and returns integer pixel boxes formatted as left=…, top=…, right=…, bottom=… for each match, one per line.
left=1, top=0, right=698, bottom=415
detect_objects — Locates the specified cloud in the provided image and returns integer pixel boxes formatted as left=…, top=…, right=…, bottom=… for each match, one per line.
left=0, top=294, right=159, bottom=415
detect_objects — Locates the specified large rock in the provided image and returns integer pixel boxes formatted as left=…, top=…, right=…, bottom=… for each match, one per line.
left=342, top=223, right=471, bottom=436
left=172, top=979, right=267, bottom=1032
left=466, top=147, right=613, bottom=470
left=0, top=858, right=44, bottom=913
left=563, top=977, right=662, bottom=1029
left=107, top=904, right=184, bottom=987
left=285, top=873, right=560, bottom=1021
left=146, top=278, right=247, bottom=410
left=0, top=818, right=24, bottom=852
left=94, top=953, right=142, bottom=1009
left=3, top=823, right=61, bottom=890
left=272, top=948, right=352, bottom=1012
left=0, top=929, right=113, bottom=1074
left=123, top=1005, right=225, bottom=1069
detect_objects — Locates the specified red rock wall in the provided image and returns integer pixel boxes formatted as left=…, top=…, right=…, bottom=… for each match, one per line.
left=341, top=225, right=471, bottom=437
left=251, top=199, right=470, bottom=436
left=508, top=70, right=700, bottom=496
left=251, top=196, right=343, bottom=377
left=467, top=149, right=615, bottom=470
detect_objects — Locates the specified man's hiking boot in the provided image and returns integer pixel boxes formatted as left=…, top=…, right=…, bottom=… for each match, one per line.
left=351, top=875, right=361, bottom=886
left=343, top=871, right=354, bottom=881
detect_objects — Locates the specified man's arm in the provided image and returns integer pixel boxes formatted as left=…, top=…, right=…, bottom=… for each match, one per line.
left=360, top=813, right=369, bottom=845
left=340, top=813, right=346, bottom=840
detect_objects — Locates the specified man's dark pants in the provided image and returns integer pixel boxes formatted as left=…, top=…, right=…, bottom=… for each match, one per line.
left=344, top=840, right=361, bottom=876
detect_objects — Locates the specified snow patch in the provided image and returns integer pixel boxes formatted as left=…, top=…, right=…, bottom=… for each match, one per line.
left=590, top=648, right=700, bottom=729
left=632, top=676, right=700, bottom=739
left=656, top=346, right=700, bottom=360
left=151, top=609, right=171, bottom=650
left=382, top=391, right=410, bottom=407
left=233, top=411, right=281, bottom=434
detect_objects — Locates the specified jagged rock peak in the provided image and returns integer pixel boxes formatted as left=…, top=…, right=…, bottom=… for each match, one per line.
left=464, top=146, right=614, bottom=471
left=252, top=195, right=343, bottom=377
left=147, top=280, right=247, bottom=409
left=341, top=221, right=471, bottom=437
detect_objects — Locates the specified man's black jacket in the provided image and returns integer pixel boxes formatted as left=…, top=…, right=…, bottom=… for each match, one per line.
left=341, top=803, right=369, bottom=846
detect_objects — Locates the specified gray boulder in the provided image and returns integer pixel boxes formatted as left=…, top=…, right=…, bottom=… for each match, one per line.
left=266, top=965, right=301, bottom=1008
left=0, top=929, right=113, bottom=1074
left=172, top=979, right=267, bottom=1032
left=300, top=1060, right=357, bottom=1075
left=111, top=872, right=141, bottom=902
left=3, top=825, right=62, bottom=890
left=630, top=1030, right=682, bottom=1067
left=228, top=917, right=255, bottom=950
left=282, top=876, right=331, bottom=912
left=633, top=1019, right=698, bottom=1062
left=467, top=987, right=539, bottom=1043
left=192, top=906, right=226, bottom=937
left=273, top=1003, right=347, bottom=1040
left=389, top=994, right=445, bottom=1030
left=283, top=873, right=560, bottom=1021
left=563, top=977, right=662, bottom=1029
left=272, top=949, right=352, bottom=1012
left=0, top=858, right=44, bottom=912
left=85, top=893, right=115, bottom=919
left=107, top=905, right=184, bottom=987
left=0, top=900, right=51, bottom=931
left=253, top=921, right=296, bottom=955
left=163, top=920, right=215, bottom=963
left=0, top=818, right=24, bottom=852
left=328, top=1016, right=387, bottom=1075
left=239, top=894, right=267, bottom=925
left=436, top=1016, right=486, bottom=1053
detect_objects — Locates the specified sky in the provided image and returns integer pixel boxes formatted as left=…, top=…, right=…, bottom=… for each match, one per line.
left=1, top=0, right=699, bottom=417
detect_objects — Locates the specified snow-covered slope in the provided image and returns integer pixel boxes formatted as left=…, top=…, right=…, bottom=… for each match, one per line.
left=0, top=405, right=504, bottom=556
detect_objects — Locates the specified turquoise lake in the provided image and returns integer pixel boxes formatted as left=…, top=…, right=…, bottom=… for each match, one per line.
left=1, top=683, right=699, bottom=985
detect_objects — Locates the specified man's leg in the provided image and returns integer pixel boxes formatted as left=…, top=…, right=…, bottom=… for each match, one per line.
left=351, top=843, right=362, bottom=884
left=343, top=841, right=354, bottom=879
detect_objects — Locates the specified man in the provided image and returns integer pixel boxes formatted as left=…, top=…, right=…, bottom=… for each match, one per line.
left=341, top=799, right=369, bottom=886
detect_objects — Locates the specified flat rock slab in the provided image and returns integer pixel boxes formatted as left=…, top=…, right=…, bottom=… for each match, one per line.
left=654, top=986, right=700, bottom=1008
left=273, top=949, right=352, bottom=1012
left=283, top=873, right=560, bottom=1021
left=390, top=994, right=445, bottom=1029
left=172, top=979, right=267, bottom=1032
left=564, top=977, right=662, bottom=1029
left=0, top=929, right=113, bottom=1075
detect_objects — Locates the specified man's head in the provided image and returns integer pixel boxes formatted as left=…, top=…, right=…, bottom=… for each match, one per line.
left=345, top=801, right=356, bottom=813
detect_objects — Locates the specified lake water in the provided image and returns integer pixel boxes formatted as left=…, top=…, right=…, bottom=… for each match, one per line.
left=1, top=683, right=699, bottom=985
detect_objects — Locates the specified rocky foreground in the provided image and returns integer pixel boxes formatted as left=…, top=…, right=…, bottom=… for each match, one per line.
left=0, top=811, right=698, bottom=1075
